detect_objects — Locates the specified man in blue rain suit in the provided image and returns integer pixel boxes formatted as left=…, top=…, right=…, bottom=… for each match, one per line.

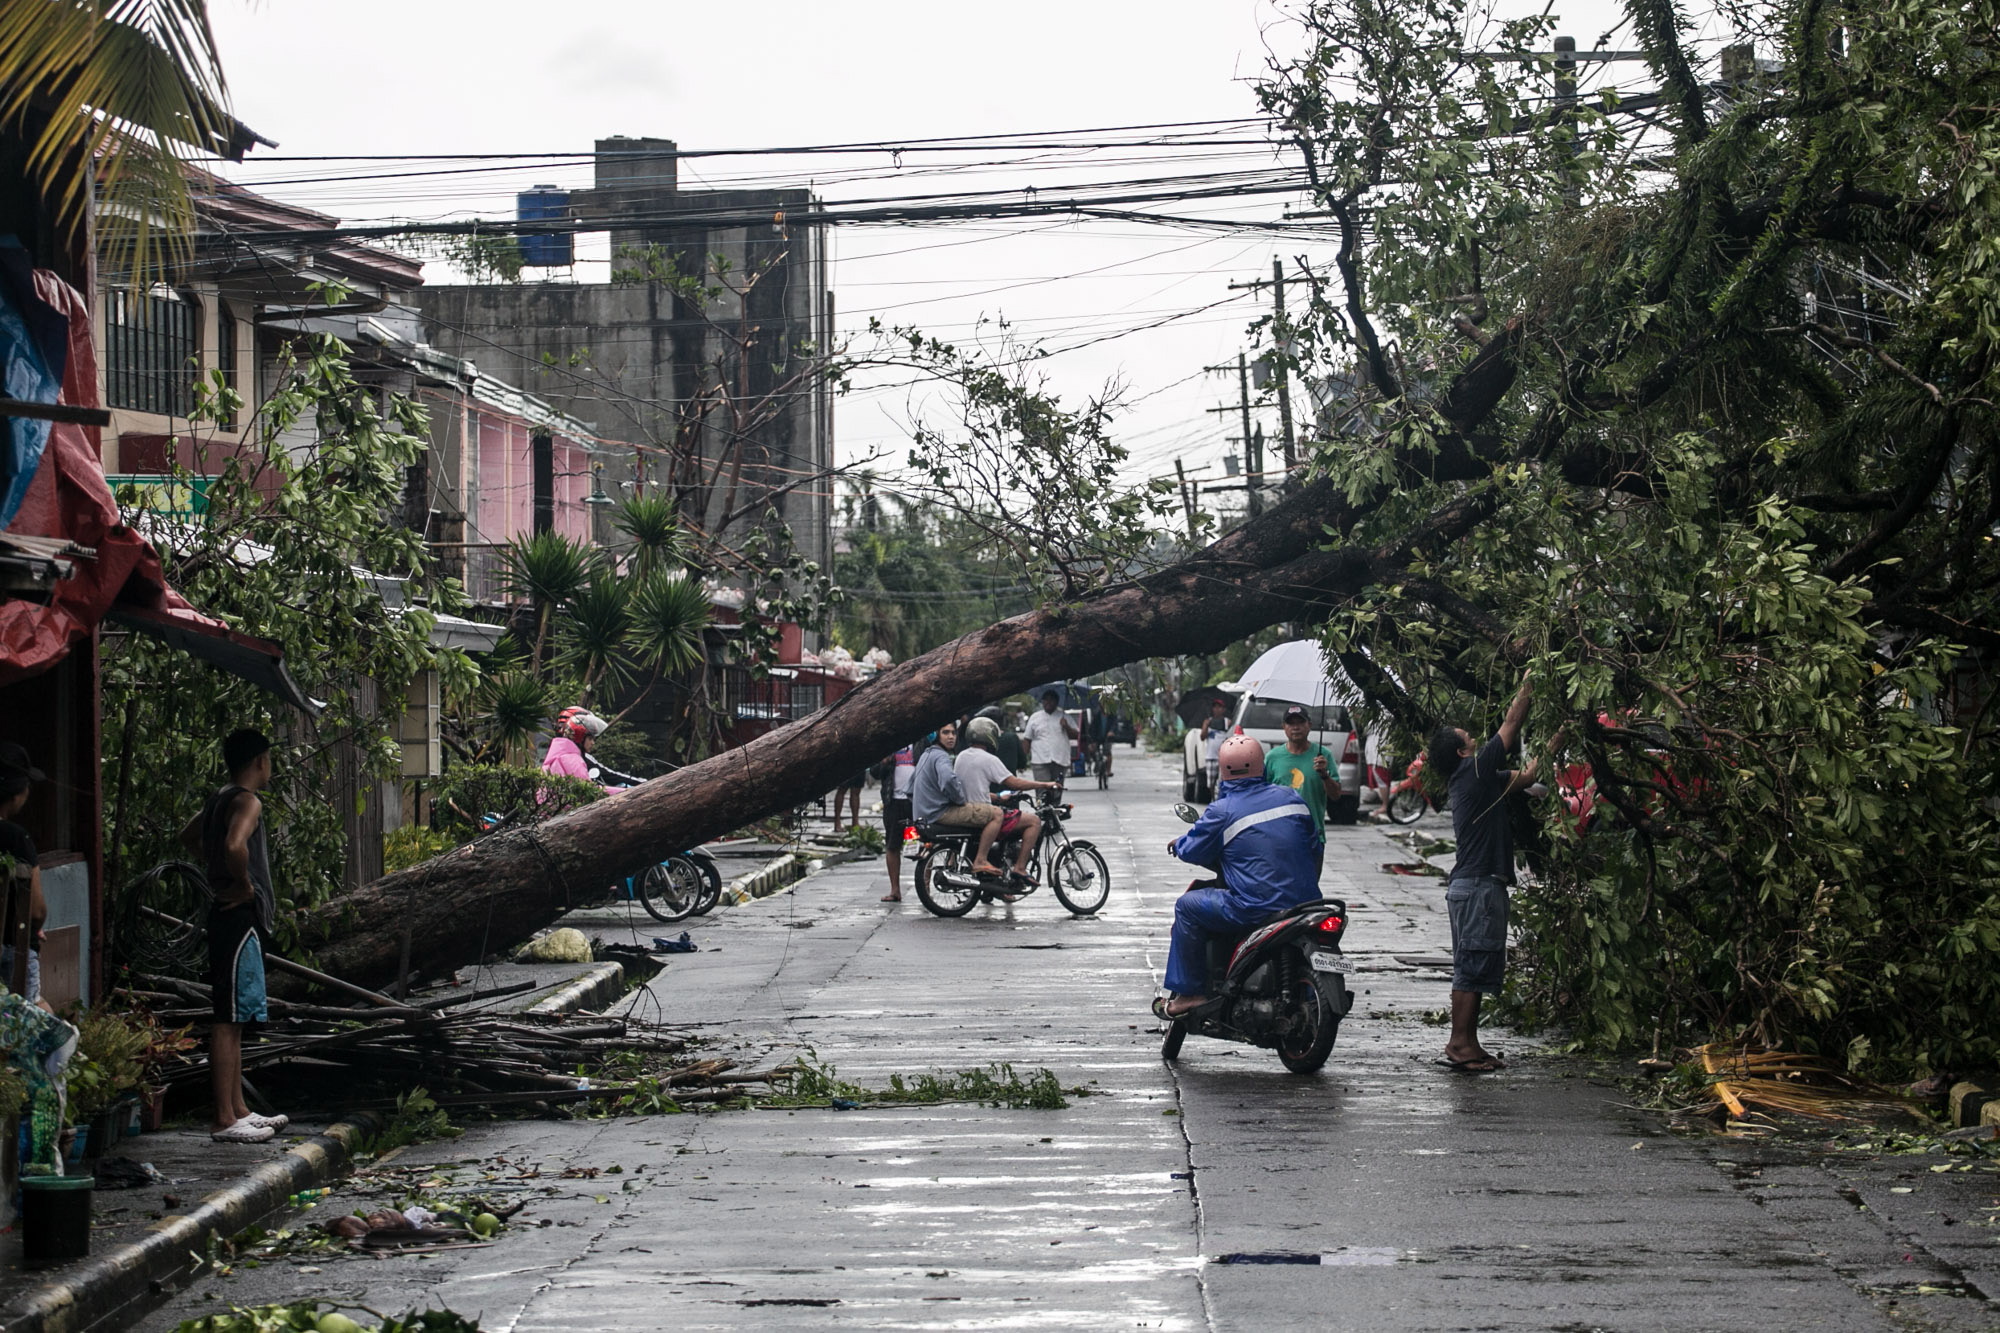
left=1156, top=733, right=1322, bottom=1017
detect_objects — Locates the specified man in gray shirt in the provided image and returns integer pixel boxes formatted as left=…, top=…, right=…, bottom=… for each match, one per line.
left=1426, top=673, right=1542, bottom=1074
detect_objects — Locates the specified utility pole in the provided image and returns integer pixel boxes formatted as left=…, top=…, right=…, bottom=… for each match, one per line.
left=1271, top=256, right=1298, bottom=477
left=1173, top=457, right=1197, bottom=543
left=1238, top=352, right=1261, bottom=517
left=1230, top=261, right=1317, bottom=490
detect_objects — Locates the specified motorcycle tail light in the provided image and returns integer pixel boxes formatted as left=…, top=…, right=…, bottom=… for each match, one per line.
left=1316, top=915, right=1345, bottom=934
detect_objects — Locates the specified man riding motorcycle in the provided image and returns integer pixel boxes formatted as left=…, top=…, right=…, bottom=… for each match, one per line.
left=1157, top=733, right=1321, bottom=1018
left=957, top=715, right=1059, bottom=880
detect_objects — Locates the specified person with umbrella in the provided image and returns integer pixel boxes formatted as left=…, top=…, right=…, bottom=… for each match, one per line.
left=1265, top=704, right=1340, bottom=878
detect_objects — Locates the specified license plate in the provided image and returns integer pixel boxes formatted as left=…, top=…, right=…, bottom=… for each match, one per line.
left=1309, top=951, right=1351, bottom=974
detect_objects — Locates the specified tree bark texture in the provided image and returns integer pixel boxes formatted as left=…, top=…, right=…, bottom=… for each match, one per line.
left=290, top=338, right=1523, bottom=989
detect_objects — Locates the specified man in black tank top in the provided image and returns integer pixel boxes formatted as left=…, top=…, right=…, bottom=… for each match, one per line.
left=179, top=729, right=288, bottom=1144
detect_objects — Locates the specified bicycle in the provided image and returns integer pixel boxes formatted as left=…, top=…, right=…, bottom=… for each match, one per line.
left=913, top=790, right=1111, bottom=918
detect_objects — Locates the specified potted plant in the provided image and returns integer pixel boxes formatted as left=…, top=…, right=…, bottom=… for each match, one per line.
left=129, top=1008, right=196, bottom=1132
left=66, top=1008, right=148, bottom=1160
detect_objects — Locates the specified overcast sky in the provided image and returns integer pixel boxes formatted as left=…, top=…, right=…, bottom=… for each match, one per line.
left=209, top=0, right=1667, bottom=509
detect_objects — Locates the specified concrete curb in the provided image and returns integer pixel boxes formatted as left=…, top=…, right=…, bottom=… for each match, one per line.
left=719, top=853, right=805, bottom=906
left=717, top=847, right=866, bottom=906
left=525, top=960, right=626, bottom=1016
left=0, top=1113, right=382, bottom=1333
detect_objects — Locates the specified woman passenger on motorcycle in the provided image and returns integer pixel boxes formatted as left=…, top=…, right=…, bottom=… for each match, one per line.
left=542, top=708, right=607, bottom=781
left=957, top=716, right=1060, bottom=881
left=1156, top=734, right=1322, bottom=1018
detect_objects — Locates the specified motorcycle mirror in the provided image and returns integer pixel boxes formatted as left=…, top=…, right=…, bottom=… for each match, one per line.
left=1172, top=802, right=1201, bottom=824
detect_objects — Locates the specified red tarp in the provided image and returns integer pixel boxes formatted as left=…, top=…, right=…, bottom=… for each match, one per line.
left=0, top=270, right=288, bottom=693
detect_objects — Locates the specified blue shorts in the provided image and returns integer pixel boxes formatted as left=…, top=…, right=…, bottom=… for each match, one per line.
left=207, top=904, right=269, bottom=1025
left=1445, top=875, right=1509, bottom=995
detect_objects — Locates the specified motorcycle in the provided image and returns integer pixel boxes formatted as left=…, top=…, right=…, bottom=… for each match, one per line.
left=491, top=761, right=724, bottom=923
left=912, top=790, right=1112, bottom=918
left=1158, top=802, right=1354, bottom=1073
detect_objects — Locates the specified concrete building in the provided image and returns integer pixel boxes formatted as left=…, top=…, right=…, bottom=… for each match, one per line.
left=413, top=136, right=836, bottom=577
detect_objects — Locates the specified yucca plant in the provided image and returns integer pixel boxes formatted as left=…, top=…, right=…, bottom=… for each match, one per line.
left=481, top=670, right=553, bottom=761
left=499, top=531, right=594, bottom=671
left=630, top=570, right=711, bottom=676
left=559, top=574, right=636, bottom=692
left=0, top=0, right=239, bottom=284
left=612, top=494, right=691, bottom=575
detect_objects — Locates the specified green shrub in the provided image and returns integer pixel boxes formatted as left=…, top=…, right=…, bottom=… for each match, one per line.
left=383, top=825, right=456, bottom=873
left=432, top=764, right=602, bottom=839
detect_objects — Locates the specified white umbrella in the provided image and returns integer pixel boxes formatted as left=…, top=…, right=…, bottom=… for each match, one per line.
left=1235, top=640, right=1360, bottom=711
left=1237, top=640, right=1364, bottom=781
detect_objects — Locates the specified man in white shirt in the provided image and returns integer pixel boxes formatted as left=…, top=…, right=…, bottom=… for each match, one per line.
left=1021, top=690, right=1079, bottom=785
left=959, top=716, right=1060, bottom=880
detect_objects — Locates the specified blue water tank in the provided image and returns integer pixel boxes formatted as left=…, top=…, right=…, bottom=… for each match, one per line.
left=517, top=185, right=572, bottom=267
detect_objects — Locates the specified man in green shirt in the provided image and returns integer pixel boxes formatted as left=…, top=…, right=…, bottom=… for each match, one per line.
left=1264, top=704, right=1339, bottom=877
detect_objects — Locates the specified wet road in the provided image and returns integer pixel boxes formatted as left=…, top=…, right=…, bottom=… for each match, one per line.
left=138, top=751, right=1993, bottom=1331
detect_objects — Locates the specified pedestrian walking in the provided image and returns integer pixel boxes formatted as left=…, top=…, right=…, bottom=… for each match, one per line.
left=874, top=743, right=918, bottom=902
left=1199, top=697, right=1231, bottom=796
left=181, top=729, right=290, bottom=1144
left=1264, top=704, right=1339, bottom=877
left=1427, top=672, right=1543, bottom=1075
left=0, top=742, right=49, bottom=1009
left=1023, top=690, right=1078, bottom=785
left=831, top=767, right=867, bottom=833
left=995, top=708, right=1026, bottom=774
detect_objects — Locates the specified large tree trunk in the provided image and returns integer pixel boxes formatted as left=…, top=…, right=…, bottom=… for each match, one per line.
left=290, top=337, right=1524, bottom=990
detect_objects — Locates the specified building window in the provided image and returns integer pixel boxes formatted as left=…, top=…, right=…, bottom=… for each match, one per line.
left=216, top=304, right=238, bottom=429
left=105, top=285, right=199, bottom=417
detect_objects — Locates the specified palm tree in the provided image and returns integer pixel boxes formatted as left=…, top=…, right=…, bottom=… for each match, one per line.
left=0, top=0, right=250, bottom=282
left=498, top=531, right=594, bottom=673
left=611, top=493, right=691, bottom=576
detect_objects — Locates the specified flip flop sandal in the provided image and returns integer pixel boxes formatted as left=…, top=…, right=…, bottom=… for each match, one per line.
left=1435, top=1056, right=1504, bottom=1074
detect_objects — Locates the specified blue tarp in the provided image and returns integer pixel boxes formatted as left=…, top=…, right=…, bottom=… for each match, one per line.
left=0, top=237, right=70, bottom=530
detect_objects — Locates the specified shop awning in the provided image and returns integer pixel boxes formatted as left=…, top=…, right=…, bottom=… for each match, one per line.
left=106, top=601, right=318, bottom=715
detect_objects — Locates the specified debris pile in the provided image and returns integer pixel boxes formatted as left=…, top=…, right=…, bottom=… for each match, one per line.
left=1694, top=1043, right=1924, bottom=1123
left=123, top=973, right=787, bottom=1113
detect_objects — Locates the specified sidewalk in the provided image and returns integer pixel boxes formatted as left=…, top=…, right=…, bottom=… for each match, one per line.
left=0, top=952, right=632, bottom=1333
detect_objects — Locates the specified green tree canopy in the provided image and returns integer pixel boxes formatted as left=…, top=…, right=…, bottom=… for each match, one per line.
left=1255, top=0, right=2000, bottom=1068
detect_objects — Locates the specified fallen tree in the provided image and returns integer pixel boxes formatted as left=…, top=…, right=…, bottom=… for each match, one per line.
left=291, top=330, right=1521, bottom=987
left=299, top=0, right=2000, bottom=1080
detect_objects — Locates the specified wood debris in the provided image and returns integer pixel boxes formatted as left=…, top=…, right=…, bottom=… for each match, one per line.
left=125, top=973, right=788, bottom=1112
left=1695, top=1042, right=1923, bottom=1122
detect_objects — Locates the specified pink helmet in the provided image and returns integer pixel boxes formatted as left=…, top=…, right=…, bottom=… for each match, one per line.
left=1218, top=733, right=1264, bottom=780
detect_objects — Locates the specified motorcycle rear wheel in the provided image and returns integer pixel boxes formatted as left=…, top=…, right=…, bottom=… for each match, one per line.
left=1386, top=787, right=1428, bottom=825
left=1050, top=841, right=1111, bottom=915
left=1276, top=975, right=1340, bottom=1074
left=1161, top=1019, right=1187, bottom=1061
left=915, top=843, right=982, bottom=917
left=685, top=855, right=723, bottom=915
left=637, top=859, right=703, bottom=923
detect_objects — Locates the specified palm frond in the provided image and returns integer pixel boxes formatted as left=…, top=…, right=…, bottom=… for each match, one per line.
left=611, top=494, right=691, bottom=574
left=0, top=0, right=236, bottom=283
left=499, top=531, right=595, bottom=607
left=483, top=671, right=552, bottom=753
left=630, top=570, right=711, bottom=676
left=558, top=575, right=636, bottom=690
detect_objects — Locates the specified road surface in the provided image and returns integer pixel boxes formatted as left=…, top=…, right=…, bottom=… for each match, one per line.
left=139, top=750, right=1998, bottom=1331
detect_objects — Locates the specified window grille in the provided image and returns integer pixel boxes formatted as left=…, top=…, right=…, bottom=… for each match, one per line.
left=105, top=286, right=200, bottom=417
